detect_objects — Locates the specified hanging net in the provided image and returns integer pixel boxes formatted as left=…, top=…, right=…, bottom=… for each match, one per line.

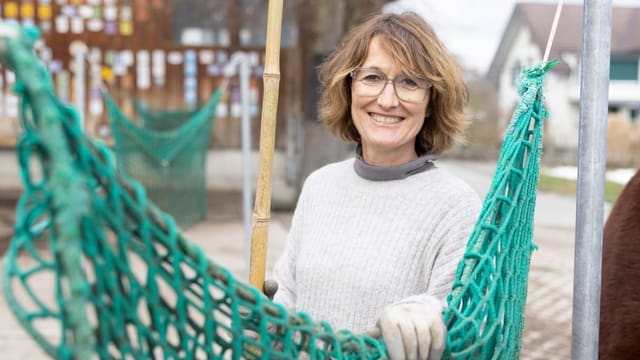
left=443, top=60, right=557, bottom=360
left=132, top=96, right=200, bottom=132
left=103, top=89, right=220, bottom=229
left=1, top=23, right=555, bottom=359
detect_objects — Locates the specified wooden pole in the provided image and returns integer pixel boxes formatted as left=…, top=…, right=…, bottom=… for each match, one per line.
left=249, top=0, right=283, bottom=289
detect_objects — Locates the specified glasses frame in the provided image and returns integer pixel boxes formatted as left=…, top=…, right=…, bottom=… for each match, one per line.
left=350, top=67, right=432, bottom=103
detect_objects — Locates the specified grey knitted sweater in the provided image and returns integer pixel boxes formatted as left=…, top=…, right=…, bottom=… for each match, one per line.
left=272, top=158, right=481, bottom=333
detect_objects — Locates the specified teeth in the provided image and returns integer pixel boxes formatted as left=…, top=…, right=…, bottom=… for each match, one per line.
left=371, top=114, right=401, bottom=124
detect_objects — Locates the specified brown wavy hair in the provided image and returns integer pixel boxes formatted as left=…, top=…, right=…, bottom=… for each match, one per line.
left=317, top=12, right=469, bottom=155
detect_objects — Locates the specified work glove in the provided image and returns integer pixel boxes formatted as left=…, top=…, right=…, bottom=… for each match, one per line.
left=366, top=296, right=446, bottom=360
left=241, top=280, right=282, bottom=354
left=263, top=279, right=278, bottom=300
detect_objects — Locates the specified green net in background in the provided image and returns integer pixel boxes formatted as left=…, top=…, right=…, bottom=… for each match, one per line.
left=133, top=97, right=200, bottom=132
left=104, top=91, right=220, bottom=229
left=1, top=23, right=555, bottom=359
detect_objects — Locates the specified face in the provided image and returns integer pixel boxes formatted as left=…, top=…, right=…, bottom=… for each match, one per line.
left=350, top=36, right=429, bottom=166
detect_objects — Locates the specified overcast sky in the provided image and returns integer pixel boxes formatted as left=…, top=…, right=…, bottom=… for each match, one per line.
left=384, top=0, right=640, bottom=74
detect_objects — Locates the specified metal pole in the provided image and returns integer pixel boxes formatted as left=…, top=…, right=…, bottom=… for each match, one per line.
left=239, top=53, right=254, bottom=276
left=223, top=52, right=254, bottom=276
left=572, top=1, right=611, bottom=359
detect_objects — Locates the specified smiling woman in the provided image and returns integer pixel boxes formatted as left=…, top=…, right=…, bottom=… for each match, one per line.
left=270, top=12, right=481, bottom=360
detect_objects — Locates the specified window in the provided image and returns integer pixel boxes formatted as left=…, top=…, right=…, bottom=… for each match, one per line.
left=240, top=0, right=298, bottom=47
left=171, top=0, right=298, bottom=48
left=610, top=58, right=639, bottom=81
left=172, top=0, right=229, bottom=46
left=511, top=60, right=522, bottom=87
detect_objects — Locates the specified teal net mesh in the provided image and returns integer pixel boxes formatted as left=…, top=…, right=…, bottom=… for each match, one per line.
left=103, top=90, right=220, bottom=229
left=133, top=96, right=200, bottom=132
left=1, top=23, right=556, bottom=359
left=443, top=60, right=557, bottom=360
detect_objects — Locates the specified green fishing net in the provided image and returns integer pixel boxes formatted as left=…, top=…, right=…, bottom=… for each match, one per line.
left=444, top=61, right=557, bottom=359
left=104, top=90, right=219, bottom=229
left=1, top=23, right=555, bottom=359
left=133, top=97, right=200, bottom=132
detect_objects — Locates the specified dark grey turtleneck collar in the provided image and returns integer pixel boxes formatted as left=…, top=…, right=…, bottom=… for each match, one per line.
left=353, top=144, right=439, bottom=181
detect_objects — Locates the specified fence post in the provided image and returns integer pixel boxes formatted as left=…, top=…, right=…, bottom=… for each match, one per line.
left=572, top=0, right=611, bottom=359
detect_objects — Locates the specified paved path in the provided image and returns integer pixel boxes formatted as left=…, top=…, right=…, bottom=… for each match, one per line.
left=0, top=158, right=597, bottom=359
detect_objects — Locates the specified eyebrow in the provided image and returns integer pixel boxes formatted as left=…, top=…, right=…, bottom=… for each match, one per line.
left=359, top=67, right=426, bottom=80
left=359, top=67, right=404, bottom=76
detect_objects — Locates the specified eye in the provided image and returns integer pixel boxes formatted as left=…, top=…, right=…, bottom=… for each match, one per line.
left=396, top=76, right=420, bottom=89
left=357, top=70, right=385, bottom=84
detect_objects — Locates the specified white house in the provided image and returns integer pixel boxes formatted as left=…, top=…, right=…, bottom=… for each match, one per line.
left=487, top=3, right=640, bottom=163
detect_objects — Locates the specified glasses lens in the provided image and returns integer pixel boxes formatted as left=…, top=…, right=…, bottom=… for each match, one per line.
left=395, top=83, right=427, bottom=103
left=352, top=68, right=386, bottom=97
left=352, top=68, right=428, bottom=103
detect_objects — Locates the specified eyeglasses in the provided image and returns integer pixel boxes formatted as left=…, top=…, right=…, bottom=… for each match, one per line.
left=350, top=67, right=431, bottom=103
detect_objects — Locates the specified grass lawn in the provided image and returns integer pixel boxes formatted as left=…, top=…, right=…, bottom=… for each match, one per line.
left=537, top=174, right=626, bottom=204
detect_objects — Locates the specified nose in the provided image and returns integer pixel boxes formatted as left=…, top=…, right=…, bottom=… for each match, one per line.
left=376, top=81, right=399, bottom=108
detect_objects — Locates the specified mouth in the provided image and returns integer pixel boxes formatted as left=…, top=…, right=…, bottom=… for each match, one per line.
left=369, top=113, right=403, bottom=125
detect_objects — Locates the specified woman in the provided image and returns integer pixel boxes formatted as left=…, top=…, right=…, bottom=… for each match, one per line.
left=271, top=12, right=481, bottom=360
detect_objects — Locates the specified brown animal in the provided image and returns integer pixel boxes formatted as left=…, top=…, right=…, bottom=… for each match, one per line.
left=599, top=168, right=640, bottom=359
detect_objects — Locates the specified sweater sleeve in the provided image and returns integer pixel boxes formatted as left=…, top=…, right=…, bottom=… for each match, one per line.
left=271, top=184, right=307, bottom=310
left=395, top=191, right=481, bottom=307
left=429, top=194, right=481, bottom=302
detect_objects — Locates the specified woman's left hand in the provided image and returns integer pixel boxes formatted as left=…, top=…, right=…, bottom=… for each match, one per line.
left=365, top=296, right=446, bottom=360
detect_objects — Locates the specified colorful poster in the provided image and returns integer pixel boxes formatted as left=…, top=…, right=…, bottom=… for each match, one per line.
left=167, top=51, right=183, bottom=65
left=184, top=50, right=198, bottom=106
left=56, top=70, right=70, bottom=103
left=87, top=18, right=103, bottom=32
left=61, top=5, right=76, bottom=16
left=216, top=93, right=228, bottom=118
left=89, top=88, right=103, bottom=115
left=38, top=46, right=52, bottom=62
left=136, top=50, right=150, bottom=89
left=79, top=5, right=92, bottom=18
left=120, top=6, right=132, bottom=21
left=152, top=49, right=165, bottom=86
left=104, top=6, right=117, bottom=21
left=216, top=51, right=228, bottom=64
left=37, top=4, right=53, bottom=20
left=71, top=17, right=84, bottom=33
left=49, top=59, right=63, bottom=73
left=104, top=21, right=117, bottom=35
left=104, top=50, right=116, bottom=66
left=230, top=88, right=241, bottom=118
left=55, top=16, right=69, bottom=34
left=40, top=21, right=52, bottom=33
left=119, top=21, right=133, bottom=36
left=21, top=3, right=35, bottom=19
left=207, top=64, right=221, bottom=77
left=120, top=50, right=134, bottom=66
left=199, top=50, right=215, bottom=65
left=112, top=53, right=127, bottom=76
left=4, top=2, right=19, bottom=18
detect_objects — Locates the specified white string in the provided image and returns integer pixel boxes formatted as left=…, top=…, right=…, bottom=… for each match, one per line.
left=543, top=0, right=564, bottom=63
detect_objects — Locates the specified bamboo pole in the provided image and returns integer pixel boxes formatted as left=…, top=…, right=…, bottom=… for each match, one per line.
left=249, top=0, right=283, bottom=289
